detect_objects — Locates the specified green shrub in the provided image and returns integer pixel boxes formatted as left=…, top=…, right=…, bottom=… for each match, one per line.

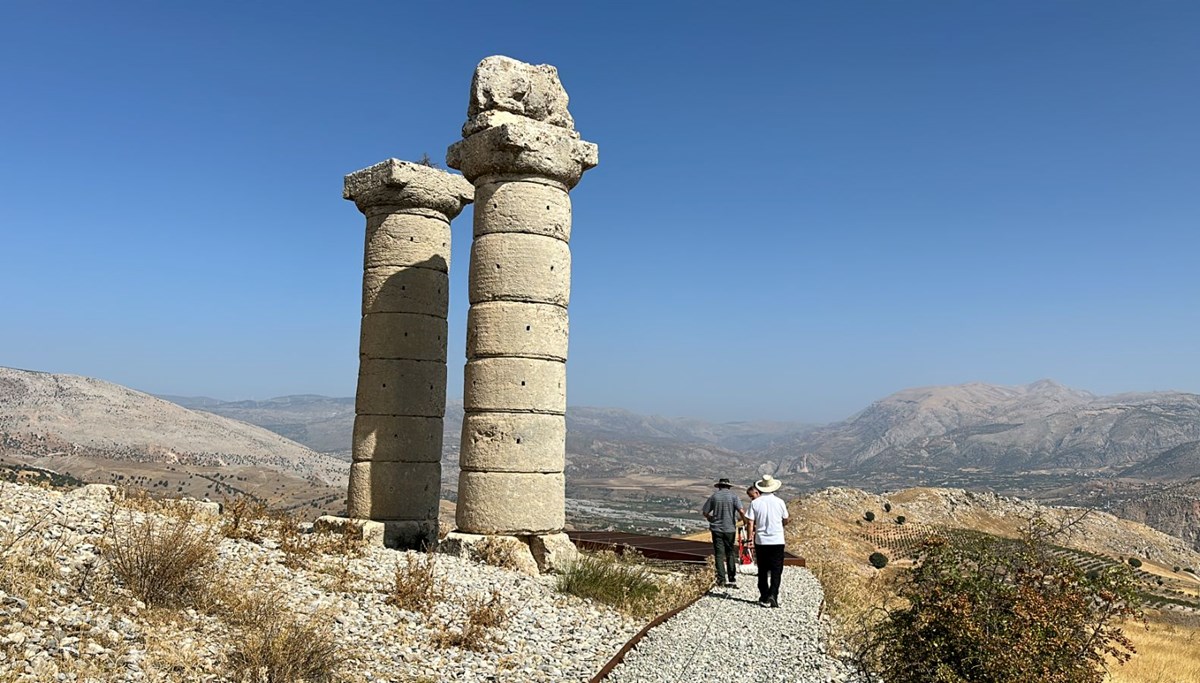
left=861, top=532, right=1142, bottom=683
left=1127, top=557, right=1142, bottom=568
left=895, top=516, right=906, bottom=525
left=869, top=552, right=889, bottom=569
left=1173, top=566, right=1181, bottom=572
left=864, top=511, right=876, bottom=522
left=557, top=552, right=661, bottom=617
left=884, top=503, right=892, bottom=513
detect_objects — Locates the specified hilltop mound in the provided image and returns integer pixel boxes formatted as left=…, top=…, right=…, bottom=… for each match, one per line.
left=0, top=367, right=345, bottom=485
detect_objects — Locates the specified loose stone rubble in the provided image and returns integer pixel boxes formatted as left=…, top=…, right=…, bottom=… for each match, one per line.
left=0, top=480, right=641, bottom=682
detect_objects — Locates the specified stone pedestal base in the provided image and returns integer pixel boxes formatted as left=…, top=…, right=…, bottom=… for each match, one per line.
left=378, top=520, right=438, bottom=550
left=312, top=515, right=386, bottom=547
left=437, top=531, right=578, bottom=575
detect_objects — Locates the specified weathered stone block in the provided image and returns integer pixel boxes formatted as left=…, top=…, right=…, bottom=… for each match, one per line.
left=456, top=471, right=565, bottom=534
left=382, top=520, right=438, bottom=550
left=362, top=266, right=448, bottom=317
left=352, top=414, right=443, bottom=463
left=313, top=515, right=386, bottom=547
left=468, top=233, right=570, bottom=306
left=355, top=358, right=447, bottom=418
left=359, top=313, right=447, bottom=363
left=466, top=301, right=568, bottom=361
left=447, top=120, right=598, bottom=189
left=67, top=484, right=119, bottom=501
left=527, top=532, right=578, bottom=573
left=437, top=531, right=539, bottom=575
left=161, top=498, right=222, bottom=520
left=346, top=461, right=440, bottom=520
left=463, top=357, right=565, bottom=414
left=464, top=56, right=574, bottom=133
left=364, top=212, right=451, bottom=272
left=459, top=412, right=565, bottom=472
left=344, top=159, right=474, bottom=220
left=473, top=180, right=571, bottom=241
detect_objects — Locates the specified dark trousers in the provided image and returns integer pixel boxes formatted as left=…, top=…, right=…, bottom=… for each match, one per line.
left=710, top=531, right=737, bottom=584
left=756, top=544, right=785, bottom=601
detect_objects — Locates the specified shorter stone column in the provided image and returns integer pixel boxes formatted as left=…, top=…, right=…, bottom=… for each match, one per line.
left=343, top=159, right=473, bottom=549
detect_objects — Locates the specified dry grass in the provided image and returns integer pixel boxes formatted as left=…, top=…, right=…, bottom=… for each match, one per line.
left=471, top=537, right=528, bottom=571
left=276, top=514, right=365, bottom=569
left=226, top=612, right=344, bottom=683
left=430, top=589, right=511, bottom=652
left=0, top=502, right=64, bottom=612
left=221, top=495, right=270, bottom=541
left=1106, top=616, right=1200, bottom=683
left=386, top=552, right=445, bottom=615
left=219, top=582, right=351, bottom=683
left=103, top=506, right=219, bottom=608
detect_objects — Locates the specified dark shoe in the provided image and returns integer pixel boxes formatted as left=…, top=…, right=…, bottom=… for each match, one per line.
left=758, top=598, right=772, bottom=608
left=769, top=597, right=779, bottom=608
left=726, top=581, right=739, bottom=589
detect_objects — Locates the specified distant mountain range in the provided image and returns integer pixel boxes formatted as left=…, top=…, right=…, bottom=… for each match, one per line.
left=759, top=379, right=1200, bottom=483
left=4, top=366, right=1198, bottom=546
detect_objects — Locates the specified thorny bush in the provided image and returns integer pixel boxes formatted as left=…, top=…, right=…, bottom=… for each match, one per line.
left=861, top=529, right=1144, bottom=683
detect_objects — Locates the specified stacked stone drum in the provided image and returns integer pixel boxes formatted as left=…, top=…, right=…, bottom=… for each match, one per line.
left=343, top=160, right=473, bottom=549
left=448, top=56, right=598, bottom=539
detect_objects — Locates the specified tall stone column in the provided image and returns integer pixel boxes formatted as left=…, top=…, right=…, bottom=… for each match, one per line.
left=343, top=159, right=473, bottom=549
left=445, top=56, right=597, bottom=566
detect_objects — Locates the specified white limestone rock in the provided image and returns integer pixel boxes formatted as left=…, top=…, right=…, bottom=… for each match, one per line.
left=465, top=55, right=574, bottom=135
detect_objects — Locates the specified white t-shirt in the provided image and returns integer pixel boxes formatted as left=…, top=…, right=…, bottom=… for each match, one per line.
left=747, top=493, right=789, bottom=546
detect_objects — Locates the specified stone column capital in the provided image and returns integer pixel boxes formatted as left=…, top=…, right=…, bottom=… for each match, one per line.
left=344, top=159, right=474, bottom=219
left=446, top=119, right=598, bottom=189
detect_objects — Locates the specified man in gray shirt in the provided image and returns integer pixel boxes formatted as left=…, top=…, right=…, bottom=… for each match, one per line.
left=701, top=477, right=744, bottom=588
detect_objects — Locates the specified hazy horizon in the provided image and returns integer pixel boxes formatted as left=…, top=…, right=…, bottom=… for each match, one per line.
left=7, top=363, right=1190, bottom=427
left=3, top=3, right=1197, bottom=424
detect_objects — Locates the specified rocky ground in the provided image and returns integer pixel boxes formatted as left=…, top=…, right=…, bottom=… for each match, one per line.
left=0, top=480, right=653, bottom=682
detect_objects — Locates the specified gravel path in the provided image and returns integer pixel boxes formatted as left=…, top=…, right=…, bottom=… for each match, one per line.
left=605, top=567, right=865, bottom=683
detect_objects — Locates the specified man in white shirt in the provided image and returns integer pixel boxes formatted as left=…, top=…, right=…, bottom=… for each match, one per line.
left=745, top=474, right=790, bottom=608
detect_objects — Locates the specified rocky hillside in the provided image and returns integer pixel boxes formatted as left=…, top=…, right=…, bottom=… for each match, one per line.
left=162, top=394, right=357, bottom=456
left=768, top=380, right=1200, bottom=476
left=0, top=367, right=347, bottom=492
left=787, top=486, right=1200, bottom=619
left=1080, top=478, right=1200, bottom=553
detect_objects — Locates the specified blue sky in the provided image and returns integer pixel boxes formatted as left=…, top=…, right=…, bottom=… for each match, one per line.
left=2, top=2, right=1197, bottom=423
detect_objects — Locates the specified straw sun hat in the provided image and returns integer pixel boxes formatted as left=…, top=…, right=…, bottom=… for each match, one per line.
left=755, top=474, right=783, bottom=493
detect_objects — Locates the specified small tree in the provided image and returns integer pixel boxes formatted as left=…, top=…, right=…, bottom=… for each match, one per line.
left=863, top=531, right=1143, bottom=683
left=1127, top=557, right=1142, bottom=568
left=869, top=552, right=889, bottom=569
left=864, top=511, right=876, bottom=522
left=884, top=503, right=892, bottom=513
left=896, top=516, right=907, bottom=525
